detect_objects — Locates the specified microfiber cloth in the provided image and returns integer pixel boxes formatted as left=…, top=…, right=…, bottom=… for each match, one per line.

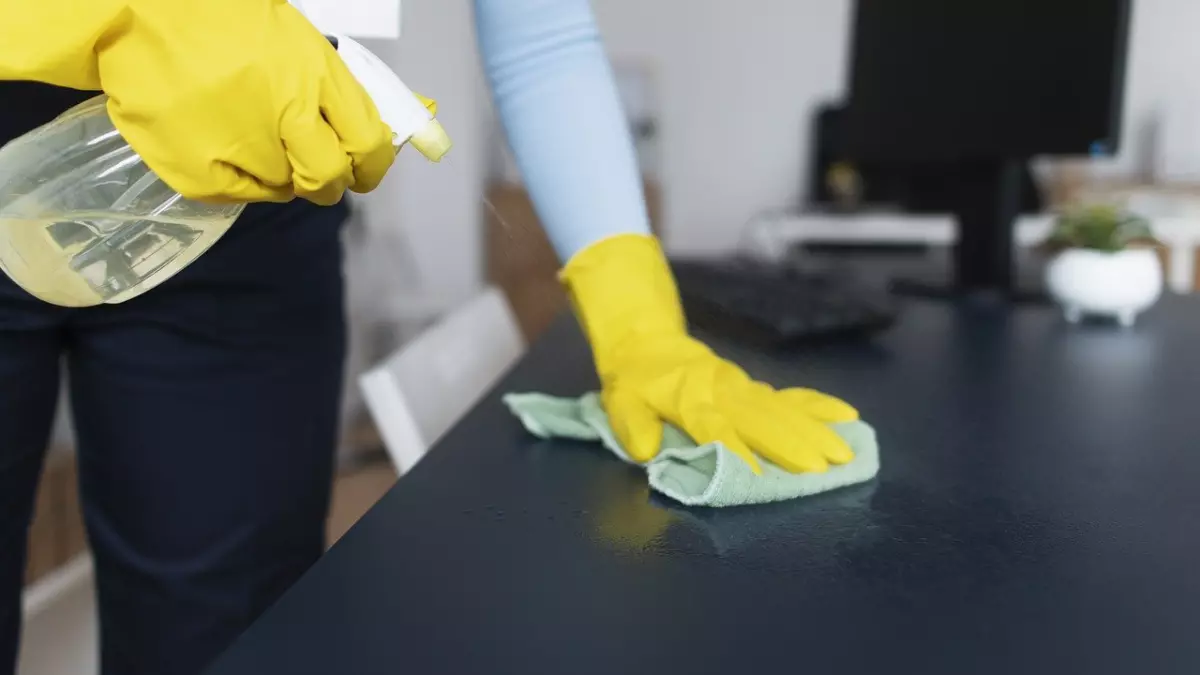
left=503, top=392, right=880, bottom=508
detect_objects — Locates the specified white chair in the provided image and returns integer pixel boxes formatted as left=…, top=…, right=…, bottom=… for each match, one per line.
left=359, top=286, right=526, bottom=475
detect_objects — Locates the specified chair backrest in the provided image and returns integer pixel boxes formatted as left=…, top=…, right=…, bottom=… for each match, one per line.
left=359, top=286, right=525, bottom=474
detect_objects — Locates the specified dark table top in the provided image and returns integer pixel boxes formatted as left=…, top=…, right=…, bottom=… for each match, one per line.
left=207, top=296, right=1200, bottom=675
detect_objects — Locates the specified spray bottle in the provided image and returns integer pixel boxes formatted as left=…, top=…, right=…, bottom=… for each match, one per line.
left=0, top=6, right=448, bottom=308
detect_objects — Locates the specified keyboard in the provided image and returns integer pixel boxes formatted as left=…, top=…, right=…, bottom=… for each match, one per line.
left=671, top=257, right=898, bottom=347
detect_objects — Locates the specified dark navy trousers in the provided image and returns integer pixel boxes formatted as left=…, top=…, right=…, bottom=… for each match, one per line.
left=0, top=198, right=349, bottom=675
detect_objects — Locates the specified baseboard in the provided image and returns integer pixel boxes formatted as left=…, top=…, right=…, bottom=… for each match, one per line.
left=22, top=554, right=93, bottom=618
left=19, top=554, right=97, bottom=675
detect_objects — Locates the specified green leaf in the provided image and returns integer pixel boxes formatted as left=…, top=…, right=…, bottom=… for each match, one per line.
left=1047, top=204, right=1155, bottom=251
left=1115, top=220, right=1152, bottom=244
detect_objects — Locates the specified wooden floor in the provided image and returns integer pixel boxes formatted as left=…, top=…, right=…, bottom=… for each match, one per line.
left=326, top=460, right=398, bottom=545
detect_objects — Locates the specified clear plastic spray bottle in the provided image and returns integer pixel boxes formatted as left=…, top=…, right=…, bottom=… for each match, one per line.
left=0, top=12, right=448, bottom=307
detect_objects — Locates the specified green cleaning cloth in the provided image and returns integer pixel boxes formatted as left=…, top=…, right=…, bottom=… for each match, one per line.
left=503, top=392, right=880, bottom=508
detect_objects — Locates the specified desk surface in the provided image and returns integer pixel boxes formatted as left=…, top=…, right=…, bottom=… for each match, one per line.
left=207, top=297, right=1200, bottom=675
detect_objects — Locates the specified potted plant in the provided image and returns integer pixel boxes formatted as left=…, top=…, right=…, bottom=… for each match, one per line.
left=1041, top=204, right=1163, bottom=327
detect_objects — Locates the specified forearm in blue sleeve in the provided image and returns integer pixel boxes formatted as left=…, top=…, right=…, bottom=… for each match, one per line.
left=473, top=0, right=651, bottom=263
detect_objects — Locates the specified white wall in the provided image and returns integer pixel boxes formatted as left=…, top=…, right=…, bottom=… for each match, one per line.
left=1094, top=0, right=1200, bottom=180
left=595, top=0, right=855, bottom=254
left=353, top=0, right=489, bottom=309
left=363, top=0, right=1200, bottom=297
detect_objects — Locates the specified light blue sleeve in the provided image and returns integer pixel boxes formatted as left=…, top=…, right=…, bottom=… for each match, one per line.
left=473, top=0, right=652, bottom=263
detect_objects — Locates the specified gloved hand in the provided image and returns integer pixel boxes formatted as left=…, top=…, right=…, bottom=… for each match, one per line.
left=561, top=234, right=858, bottom=475
left=0, top=0, right=394, bottom=205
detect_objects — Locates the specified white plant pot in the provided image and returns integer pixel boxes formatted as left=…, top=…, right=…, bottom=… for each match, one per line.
left=1045, top=248, right=1163, bottom=327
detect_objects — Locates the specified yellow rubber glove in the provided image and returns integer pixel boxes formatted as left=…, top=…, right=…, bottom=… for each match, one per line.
left=0, top=0, right=394, bottom=205
left=561, top=234, right=859, bottom=475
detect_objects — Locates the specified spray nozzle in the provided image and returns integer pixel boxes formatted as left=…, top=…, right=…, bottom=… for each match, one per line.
left=293, top=0, right=449, bottom=162
left=330, top=34, right=451, bottom=162
left=406, top=119, right=451, bottom=163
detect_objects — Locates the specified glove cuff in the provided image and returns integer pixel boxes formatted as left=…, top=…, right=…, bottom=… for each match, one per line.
left=560, top=233, right=687, bottom=378
left=0, top=0, right=126, bottom=89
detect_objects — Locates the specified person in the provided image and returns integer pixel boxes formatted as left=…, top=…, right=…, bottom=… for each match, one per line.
left=0, top=0, right=859, bottom=673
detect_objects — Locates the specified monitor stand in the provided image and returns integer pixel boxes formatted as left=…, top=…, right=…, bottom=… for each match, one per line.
left=888, top=158, right=1049, bottom=303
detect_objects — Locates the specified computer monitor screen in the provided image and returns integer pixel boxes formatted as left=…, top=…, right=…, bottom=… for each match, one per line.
left=843, top=0, right=1132, bottom=163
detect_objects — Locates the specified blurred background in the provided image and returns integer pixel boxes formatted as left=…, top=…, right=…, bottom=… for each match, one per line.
left=360, top=0, right=1192, bottom=291
left=344, top=0, right=1199, bottom=346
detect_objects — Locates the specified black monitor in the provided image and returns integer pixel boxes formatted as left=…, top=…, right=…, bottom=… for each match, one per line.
left=842, top=0, right=1133, bottom=298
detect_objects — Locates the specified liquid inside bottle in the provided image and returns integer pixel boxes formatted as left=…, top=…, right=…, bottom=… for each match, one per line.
left=0, top=96, right=244, bottom=307
left=0, top=211, right=235, bottom=307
